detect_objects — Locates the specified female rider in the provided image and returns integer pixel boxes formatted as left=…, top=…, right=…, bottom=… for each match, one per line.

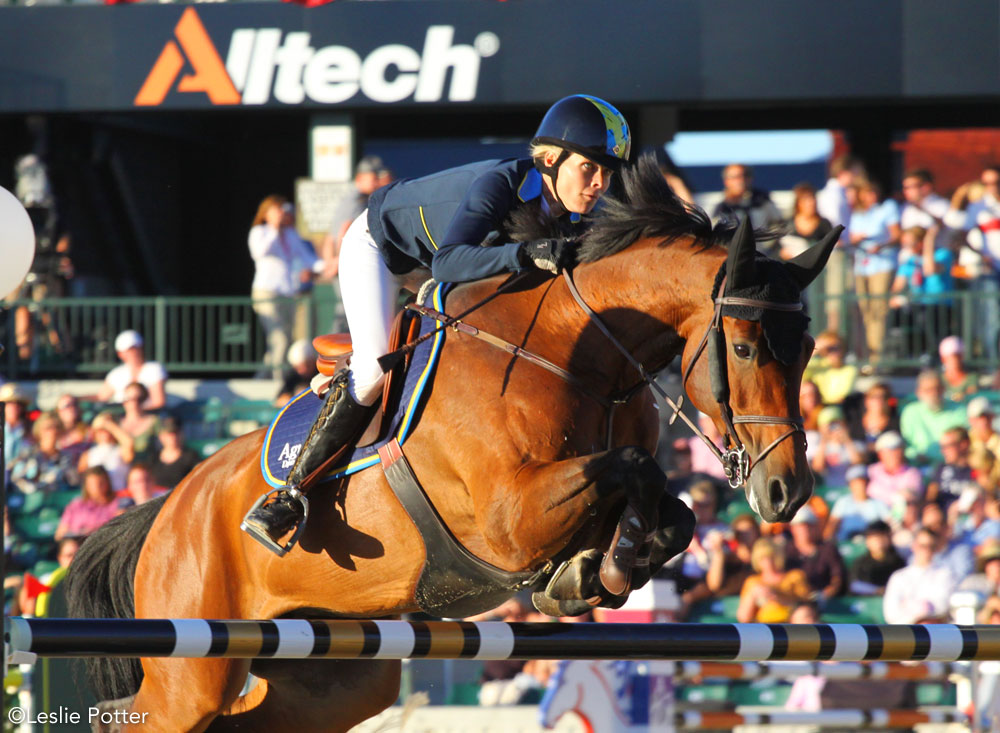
left=243, top=95, right=631, bottom=556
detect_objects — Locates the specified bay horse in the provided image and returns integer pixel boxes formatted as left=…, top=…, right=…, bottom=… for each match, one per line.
left=67, top=155, right=836, bottom=732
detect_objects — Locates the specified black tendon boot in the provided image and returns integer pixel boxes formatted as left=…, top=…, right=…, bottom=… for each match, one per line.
left=241, top=369, right=376, bottom=556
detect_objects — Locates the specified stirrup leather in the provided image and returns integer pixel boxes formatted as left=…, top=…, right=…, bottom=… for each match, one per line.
left=241, top=486, right=311, bottom=557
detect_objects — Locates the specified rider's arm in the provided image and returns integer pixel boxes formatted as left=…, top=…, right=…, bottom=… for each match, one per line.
left=430, top=168, right=526, bottom=283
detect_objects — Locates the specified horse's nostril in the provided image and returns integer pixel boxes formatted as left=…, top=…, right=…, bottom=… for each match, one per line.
left=768, top=478, right=788, bottom=511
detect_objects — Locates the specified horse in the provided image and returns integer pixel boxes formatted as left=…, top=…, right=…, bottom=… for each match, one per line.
left=66, top=154, right=837, bottom=732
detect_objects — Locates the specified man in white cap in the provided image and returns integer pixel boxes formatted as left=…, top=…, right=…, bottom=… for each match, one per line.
left=94, top=330, right=167, bottom=409
left=867, top=430, right=923, bottom=508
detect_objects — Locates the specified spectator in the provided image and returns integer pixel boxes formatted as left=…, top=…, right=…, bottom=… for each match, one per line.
left=899, top=370, right=967, bottom=465
left=890, top=495, right=924, bottom=559
left=9, top=411, right=79, bottom=496
left=803, top=332, right=857, bottom=405
left=845, top=381, right=899, bottom=458
left=780, top=182, right=833, bottom=260
left=78, top=411, right=134, bottom=491
left=938, top=336, right=978, bottom=403
left=970, top=447, right=1000, bottom=494
left=921, top=501, right=974, bottom=581
left=679, top=480, right=728, bottom=589
left=967, top=397, right=1000, bottom=463
left=249, top=195, right=323, bottom=379
left=784, top=602, right=826, bottom=711
left=94, top=330, right=167, bottom=410
left=849, top=520, right=906, bottom=595
left=321, top=156, right=385, bottom=277
left=55, top=394, right=91, bottom=465
left=119, top=382, right=160, bottom=462
left=785, top=506, right=846, bottom=599
left=701, top=513, right=762, bottom=599
left=957, top=537, right=1000, bottom=599
left=736, top=538, right=813, bottom=623
left=817, top=154, right=864, bottom=332
left=955, top=489, right=1000, bottom=547
left=687, top=413, right=728, bottom=483
left=887, top=225, right=953, bottom=357
left=17, top=536, right=80, bottom=619
left=899, top=168, right=950, bottom=235
left=800, top=380, right=823, bottom=463
left=883, top=527, right=956, bottom=624
left=149, top=417, right=201, bottom=490
left=867, top=431, right=923, bottom=508
left=949, top=165, right=1000, bottom=361
left=117, top=463, right=167, bottom=511
left=665, top=438, right=696, bottom=497
left=475, top=597, right=546, bottom=705
left=276, top=338, right=319, bottom=407
left=2, top=382, right=31, bottom=471
left=926, top=427, right=975, bottom=511
left=827, top=464, right=892, bottom=543
left=55, top=466, right=119, bottom=540
left=711, top=164, right=783, bottom=255
left=847, top=179, right=900, bottom=365
left=810, top=406, right=865, bottom=487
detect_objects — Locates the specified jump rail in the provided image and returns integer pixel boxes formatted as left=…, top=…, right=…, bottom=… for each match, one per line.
left=676, top=710, right=967, bottom=729
left=673, top=660, right=966, bottom=680
left=7, top=618, right=1000, bottom=662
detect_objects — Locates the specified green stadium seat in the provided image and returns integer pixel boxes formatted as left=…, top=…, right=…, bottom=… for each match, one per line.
left=44, top=490, right=79, bottom=513
left=13, top=515, right=60, bottom=542
left=821, top=595, right=885, bottom=624
left=8, top=491, right=46, bottom=516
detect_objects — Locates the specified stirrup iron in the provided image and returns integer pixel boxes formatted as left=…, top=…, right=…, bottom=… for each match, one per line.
left=240, top=486, right=311, bottom=557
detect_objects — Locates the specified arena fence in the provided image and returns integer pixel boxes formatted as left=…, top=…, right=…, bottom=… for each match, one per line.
left=675, top=710, right=967, bottom=729
left=8, top=618, right=1000, bottom=662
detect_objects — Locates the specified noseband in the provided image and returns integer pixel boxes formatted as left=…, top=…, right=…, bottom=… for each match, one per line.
left=678, top=275, right=805, bottom=488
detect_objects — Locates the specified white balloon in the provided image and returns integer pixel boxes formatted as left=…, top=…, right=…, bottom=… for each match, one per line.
left=0, top=186, right=36, bottom=298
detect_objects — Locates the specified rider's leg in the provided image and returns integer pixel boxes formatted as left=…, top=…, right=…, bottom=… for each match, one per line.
left=242, top=212, right=402, bottom=555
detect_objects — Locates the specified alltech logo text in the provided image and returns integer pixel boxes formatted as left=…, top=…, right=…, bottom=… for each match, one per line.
left=136, top=8, right=500, bottom=107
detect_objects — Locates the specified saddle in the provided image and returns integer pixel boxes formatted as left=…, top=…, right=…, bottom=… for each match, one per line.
left=312, top=307, right=422, bottom=430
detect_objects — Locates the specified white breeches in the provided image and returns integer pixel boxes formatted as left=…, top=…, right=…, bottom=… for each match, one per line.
left=338, top=210, right=404, bottom=406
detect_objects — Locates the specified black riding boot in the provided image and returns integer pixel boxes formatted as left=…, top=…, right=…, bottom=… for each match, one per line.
left=241, top=369, right=375, bottom=556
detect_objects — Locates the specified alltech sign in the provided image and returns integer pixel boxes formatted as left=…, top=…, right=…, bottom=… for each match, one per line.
left=134, top=8, right=501, bottom=108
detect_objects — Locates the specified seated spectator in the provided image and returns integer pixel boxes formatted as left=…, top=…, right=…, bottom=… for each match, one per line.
left=810, top=406, right=865, bottom=487
left=890, top=495, right=924, bottom=559
left=844, top=381, right=899, bottom=460
left=55, top=394, right=91, bottom=465
left=784, top=602, right=826, bottom=711
left=9, top=411, right=79, bottom=495
left=938, top=336, right=979, bottom=402
left=899, top=369, right=966, bottom=465
left=849, top=520, right=906, bottom=595
left=736, top=538, right=813, bottom=623
left=116, top=463, right=168, bottom=511
left=927, top=427, right=975, bottom=511
left=883, top=527, right=956, bottom=624
left=803, top=332, right=857, bottom=405
left=149, top=417, right=201, bottom=490
left=2, top=383, right=31, bottom=472
left=979, top=594, right=1000, bottom=624
left=957, top=538, right=1000, bottom=599
left=967, top=397, right=1000, bottom=477
left=276, top=339, right=320, bottom=407
left=785, top=506, right=846, bottom=600
left=78, top=411, right=134, bottom=491
left=119, top=382, right=161, bottom=462
left=800, top=380, right=824, bottom=465
left=921, top=501, right=974, bottom=582
left=679, top=481, right=729, bottom=590
left=826, top=464, right=892, bottom=543
left=17, top=536, right=81, bottom=618
left=867, top=431, right=923, bottom=508
left=55, top=466, right=120, bottom=540
left=955, top=489, right=1000, bottom=547
left=94, top=330, right=167, bottom=410
left=687, top=413, right=728, bottom=483
left=887, top=225, right=953, bottom=356
left=701, top=513, right=762, bottom=599
left=665, top=438, right=696, bottom=497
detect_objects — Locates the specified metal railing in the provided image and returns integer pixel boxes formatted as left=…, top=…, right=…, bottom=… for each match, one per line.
left=1, top=286, right=997, bottom=378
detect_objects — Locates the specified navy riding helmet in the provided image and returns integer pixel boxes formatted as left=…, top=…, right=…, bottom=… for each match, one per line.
left=531, top=94, right=631, bottom=172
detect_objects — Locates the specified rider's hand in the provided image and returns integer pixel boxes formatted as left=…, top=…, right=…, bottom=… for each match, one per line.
left=518, top=238, right=576, bottom=274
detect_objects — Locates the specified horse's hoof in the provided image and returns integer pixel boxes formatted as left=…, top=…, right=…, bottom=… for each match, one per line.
left=543, top=549, right=603, bottom=601
left=531, top=592, right=598, bottom=618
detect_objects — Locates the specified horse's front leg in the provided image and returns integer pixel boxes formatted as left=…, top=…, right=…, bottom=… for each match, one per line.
left=484, top=445, right=685, bottom=596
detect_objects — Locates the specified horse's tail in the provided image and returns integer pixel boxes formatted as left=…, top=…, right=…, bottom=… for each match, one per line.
left=65, top=493, right=169, bottom=701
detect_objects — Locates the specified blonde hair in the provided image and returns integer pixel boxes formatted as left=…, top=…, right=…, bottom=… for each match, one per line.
left=32, top=411, right=60, bottom=439
left=530, top=142, right=567, bottom=165
left=252, top=195, right=288, bottom=228
left=750, top=537, right=785, bottom=573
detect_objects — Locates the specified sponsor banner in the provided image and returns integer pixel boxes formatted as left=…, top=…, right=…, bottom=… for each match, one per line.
left=0, top=0, right=998, bottom=113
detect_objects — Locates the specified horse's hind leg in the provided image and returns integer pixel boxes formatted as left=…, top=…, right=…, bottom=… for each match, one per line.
left=126, top=658, right=250, bottom=732
left=210, top=659, right=401, bottom=733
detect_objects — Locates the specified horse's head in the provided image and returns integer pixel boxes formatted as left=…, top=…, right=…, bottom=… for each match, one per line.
left=683, top=217, right=839, bottom=523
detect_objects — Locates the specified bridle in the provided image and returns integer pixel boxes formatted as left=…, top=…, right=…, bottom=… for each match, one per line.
left=563, top=269, right=805, bottom=489
left=676, top=273, right=806, bottom=488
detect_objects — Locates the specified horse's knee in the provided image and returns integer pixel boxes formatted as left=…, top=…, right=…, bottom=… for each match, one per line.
left=613, top=446, right=665, bottom=514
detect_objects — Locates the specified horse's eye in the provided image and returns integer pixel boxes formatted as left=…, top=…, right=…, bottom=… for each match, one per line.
left=733, top=343, right=751, bottom=359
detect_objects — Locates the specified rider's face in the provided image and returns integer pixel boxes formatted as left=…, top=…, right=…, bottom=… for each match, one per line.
left=548, top=152, right=612, bottom=214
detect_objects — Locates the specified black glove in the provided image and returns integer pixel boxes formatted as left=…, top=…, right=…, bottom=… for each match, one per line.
left=518, top=238, right=576, bottom=274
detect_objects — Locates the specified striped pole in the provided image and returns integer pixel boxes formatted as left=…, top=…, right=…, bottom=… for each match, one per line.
left=7, top=619, right=1000, bottom=662
left=674, top=660, right=965, bottom=680
left=676, top=710, right=967, bottom=729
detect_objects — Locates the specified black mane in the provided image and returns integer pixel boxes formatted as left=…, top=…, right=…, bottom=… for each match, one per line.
left=577, top=153, right=732, bottom=263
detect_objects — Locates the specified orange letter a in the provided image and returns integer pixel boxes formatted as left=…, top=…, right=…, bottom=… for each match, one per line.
left=135, top=8, right=240, bottom=106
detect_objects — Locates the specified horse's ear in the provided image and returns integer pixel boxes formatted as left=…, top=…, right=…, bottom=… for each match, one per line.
left=725, top=216, right=757, bottom=292
left=784, top=225, right=844, bottom=290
